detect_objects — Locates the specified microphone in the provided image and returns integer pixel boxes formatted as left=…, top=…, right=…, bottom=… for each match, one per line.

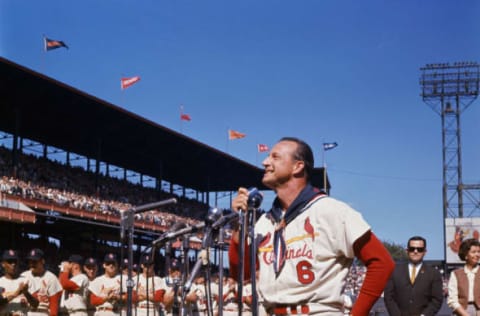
left=205, top=206, right=223, bottom=225
left=211, top=212, right=239, bottom=229
left=120, top=210, right=127, bottom=240
left=152, top=222, right=205, bottom=247
left=183, top=248, right=208, bottom=293
left=247, top=187, right=263, bottom=209
left=128, top=198, right=177, bottom=214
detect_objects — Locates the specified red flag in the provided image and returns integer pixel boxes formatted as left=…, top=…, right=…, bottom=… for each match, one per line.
left=228, top=129, right=246, bottom=140
left=121, top=76, right=141, bottom=90
left=180, top=113, right=191, bottom=121
left=257, top=144, right=269, bottom=152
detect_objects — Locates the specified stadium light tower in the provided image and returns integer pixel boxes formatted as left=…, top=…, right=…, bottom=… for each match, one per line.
left=420, top=62, right=480, bottom=219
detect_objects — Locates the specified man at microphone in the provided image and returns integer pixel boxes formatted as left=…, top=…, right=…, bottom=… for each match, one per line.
left=229, top=137, right=395, bottom=316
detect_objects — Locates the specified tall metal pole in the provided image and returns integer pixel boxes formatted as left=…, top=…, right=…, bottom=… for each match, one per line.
left=420, top=61, right=480, bottom=262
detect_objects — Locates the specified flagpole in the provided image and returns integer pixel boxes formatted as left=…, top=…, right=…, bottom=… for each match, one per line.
left=255, top=140, right=258, bottom=166
left=226, top=128, right=229, bottom=154
left=180, top=104, right=184, bottom=134
left=121, top=75, right=125, bottom=108
left=322, top=146, right=327, bottom=193
left=41, top=35, right=46, bottom=75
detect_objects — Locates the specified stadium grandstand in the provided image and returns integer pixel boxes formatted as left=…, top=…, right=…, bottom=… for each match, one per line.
left=0, top=56, right=329, bottom=275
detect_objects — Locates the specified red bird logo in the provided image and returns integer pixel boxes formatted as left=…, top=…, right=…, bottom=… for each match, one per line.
left=304, top=217, right=315, bottom=241
left=259, top=232, right=272, bottom=248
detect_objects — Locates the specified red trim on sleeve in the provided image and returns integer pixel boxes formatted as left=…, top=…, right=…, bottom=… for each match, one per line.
left=228, top=236, right=252, bottom=282
left=90, top=292, right=106, bottom=306
left=59, top=272, right=80, bottom=291
left=153, top=289, right=165, bottom=303
left=351, top=231, right=395, bottom=316
left=48, top=291, right=62, bottom=316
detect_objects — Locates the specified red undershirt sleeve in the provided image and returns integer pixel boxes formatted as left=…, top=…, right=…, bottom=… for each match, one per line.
left=228, top=236, right=252, bottom=282
left=90, top=292, right=106, bottom=306
left=154, top=289, right=165, bottom=303
left=48, top=291, right=62, bottom=316
left=351, top=231, right=395, bottom=316
left=59, top=272, right=80, bottom=291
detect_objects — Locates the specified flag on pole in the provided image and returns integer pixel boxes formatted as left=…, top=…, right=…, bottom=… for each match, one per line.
left=121, top=76, right=141, bottom=90
left=228, top=129, right=246, bottom=140
left=180, top=105, right=191, bottom=121
left=323, top=142, right=338, bottom=151
left=257, top=144, right=269, bottom=152
left=44, top=37, right=68, bottom=51
left=180, top=113, right=191, bottom=121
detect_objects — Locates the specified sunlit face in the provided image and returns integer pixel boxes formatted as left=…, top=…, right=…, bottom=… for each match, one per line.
left=28, top=258, right=45, bottom=275
left=142, top=263, right=154, bottom=277
left=262, top=141, right=301, bottom=189
left=170, top=269, right=181, bottom=279
left=407, top=240, right=426, bottom=265
left=103, top=262, right=118, bottom=277
left=465, top=245, right=480, bottom=267
left=84, top=265, right=98, bottom=280
left=1, top=259, right=18, bottom=276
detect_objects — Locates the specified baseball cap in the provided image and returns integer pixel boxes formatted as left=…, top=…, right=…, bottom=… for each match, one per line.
left=121, top=258, right=129, bottom=269
left=170, top=258, right=180, bottom=270
left=140, top=254, right=153, bottom=266
left=84, top=257, right=97, bottom=267
left=103, top=253, right=118, bottom=264
left=26, top=248, right=44, bottom=261
left=2, top=249, right=19, bottom=261
left=68, top=254, right=84, bottom=265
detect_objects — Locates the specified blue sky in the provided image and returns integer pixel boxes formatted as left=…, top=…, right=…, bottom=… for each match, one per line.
left=2, top=0, right=480, bottom=260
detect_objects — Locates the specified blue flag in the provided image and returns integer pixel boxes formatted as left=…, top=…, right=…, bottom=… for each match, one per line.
left=323, top=142, right=338, bottom=151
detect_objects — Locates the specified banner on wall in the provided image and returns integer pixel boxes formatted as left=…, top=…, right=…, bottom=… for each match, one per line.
left=445, top=217, right=480, bottom=264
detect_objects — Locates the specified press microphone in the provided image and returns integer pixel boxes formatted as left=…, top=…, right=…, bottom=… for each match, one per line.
left=211, top=212, right=239, bottom=229
left=120, top=210, right=127, bottom=240
left=247, top=187, right=263, bottom=209
left=183, top=247, right=209, bottom=293
left=151, top=222, right=205, bottom=247
left=128, top=198, right=177, bottom=214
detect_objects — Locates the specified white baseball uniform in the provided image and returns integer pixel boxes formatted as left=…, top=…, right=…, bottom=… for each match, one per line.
left=255, top=195, right=370, bottom=315
left=135, top=274, right=166, bottom=316
left=0, top=275, right=29, bottom=316
left=88, top=275, right=121, bottom=316
left=60, top=272, right=89, bottom=316
left=187, top=281, right=215, bottom=316
left=21, top=269, right=63, bottom=316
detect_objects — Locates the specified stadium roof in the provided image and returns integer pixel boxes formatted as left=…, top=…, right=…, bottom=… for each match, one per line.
left=0, top=57, right=328, bottom=194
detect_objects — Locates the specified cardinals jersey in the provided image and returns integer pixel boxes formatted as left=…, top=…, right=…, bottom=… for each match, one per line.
left=21, top=270, right=62, bottom=315
left=255, top=195, right=370, bottom=315
left=135, top=274, right=166, bottom=315
left=0, top=275, right=29, bottom=315
left=60, top=273, right=89, bottom=312
left=88, top=275, right=121, bottom=311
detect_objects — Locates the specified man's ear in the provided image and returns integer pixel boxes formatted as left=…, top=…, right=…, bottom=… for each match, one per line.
left=292, top=160, right=305, bottom=177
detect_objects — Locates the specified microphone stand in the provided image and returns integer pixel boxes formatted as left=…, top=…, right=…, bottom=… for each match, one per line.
left=248, top=206, right=258, bottom=316
left=183, top=224, right=215, bottom=316
left=237, top=209, right=245, bottom=316
left=180, top=235, right=190, bottom=316
left=217, top=226, right=224, bottom=316
left=120, top=198, right=177, bottom=316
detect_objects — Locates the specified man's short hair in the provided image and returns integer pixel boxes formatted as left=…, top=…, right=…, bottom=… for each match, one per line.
left=408, top=236, right=426, bottom=248
left=279, top=137, right=314, bottom=181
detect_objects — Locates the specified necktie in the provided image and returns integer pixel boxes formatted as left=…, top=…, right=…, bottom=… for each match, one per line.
left=410, top=265, right=416, bottom=284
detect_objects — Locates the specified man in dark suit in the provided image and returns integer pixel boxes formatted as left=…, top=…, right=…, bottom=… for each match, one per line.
left=384, top=236, right=444, bottom=316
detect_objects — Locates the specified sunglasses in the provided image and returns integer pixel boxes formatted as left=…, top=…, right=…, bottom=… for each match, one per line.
left=408, top=247, right=425, bottom=253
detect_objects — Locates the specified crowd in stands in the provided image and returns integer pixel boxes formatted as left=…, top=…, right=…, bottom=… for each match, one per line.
left=0, top=145, right=209, bottom=228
